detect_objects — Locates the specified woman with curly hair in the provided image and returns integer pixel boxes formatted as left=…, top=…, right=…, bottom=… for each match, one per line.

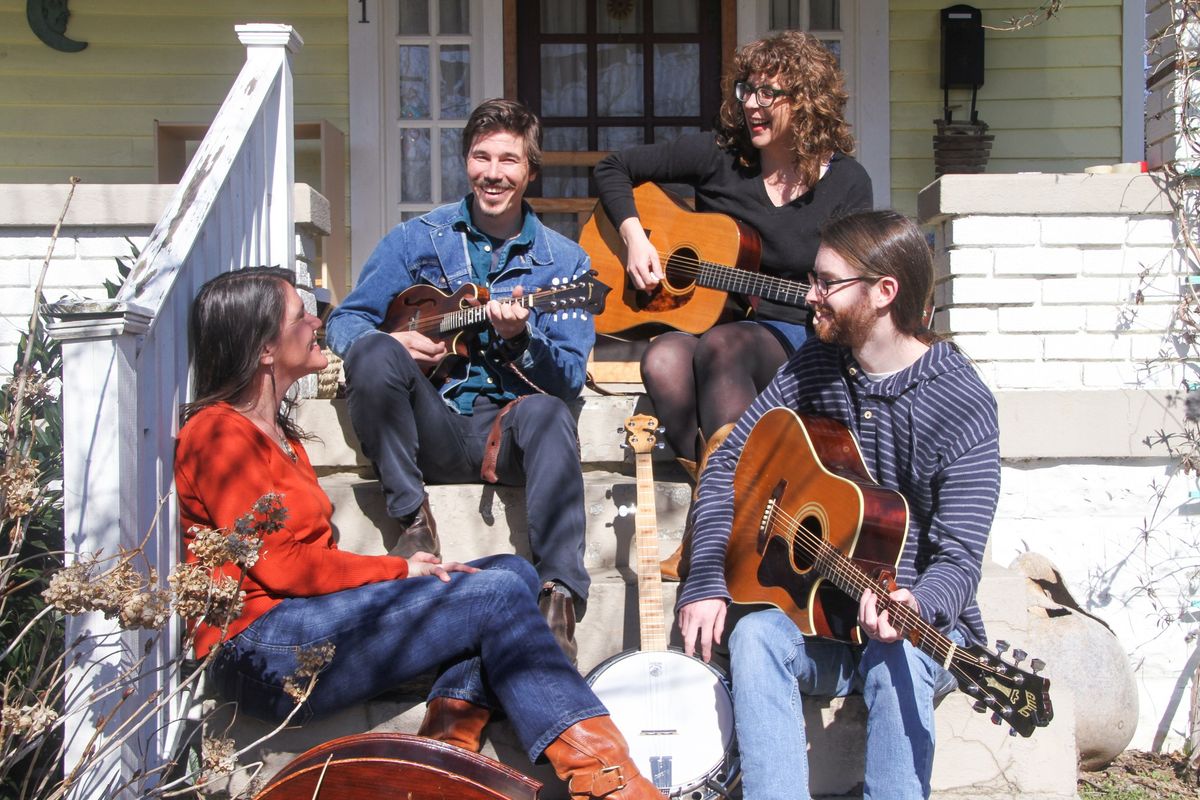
left=595, top=32, right=872, bottom=568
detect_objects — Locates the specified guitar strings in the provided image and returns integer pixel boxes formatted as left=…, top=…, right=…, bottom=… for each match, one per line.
left=646, top=249, right=814, bottom=297
left=737, top=493, right=1005, bottom=703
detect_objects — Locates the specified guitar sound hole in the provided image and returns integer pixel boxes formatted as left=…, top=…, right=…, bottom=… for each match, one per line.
left=663, top=247, right=699, bottom=291
left=791, top=514, right=821, bottom=571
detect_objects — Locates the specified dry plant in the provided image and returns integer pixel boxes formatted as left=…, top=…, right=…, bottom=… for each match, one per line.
left=0, top=182, right=330, bottom=798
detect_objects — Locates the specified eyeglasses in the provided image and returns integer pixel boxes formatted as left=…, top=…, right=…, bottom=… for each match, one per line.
left=734, top=81, right=790, bottom=107
left=806, top=272, right=879, bottom=295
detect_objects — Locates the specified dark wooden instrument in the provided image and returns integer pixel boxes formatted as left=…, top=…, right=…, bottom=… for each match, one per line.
left=252, top=732, right=541, bottom=800
left=379, top=273, right=609, bottom=382
left=579, top=182, right=812, bottom=335
left=726, top=407, right=1054, bottom=737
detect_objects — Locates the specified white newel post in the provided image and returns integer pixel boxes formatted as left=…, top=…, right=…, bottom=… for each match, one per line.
left=45, top=24, right=301, bottom=798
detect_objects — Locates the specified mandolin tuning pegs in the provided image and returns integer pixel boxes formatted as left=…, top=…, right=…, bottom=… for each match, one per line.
left=994, top=639, right=1009, bottom=655
left=617, top=426, right=626, bottom=434
left=1030, top=658, right=1045, bottom=674
left=654, top=441, right=666, bottom=450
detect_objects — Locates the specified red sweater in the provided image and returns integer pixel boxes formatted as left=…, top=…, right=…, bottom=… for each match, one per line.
left=175, top=404, right=408, bottom=657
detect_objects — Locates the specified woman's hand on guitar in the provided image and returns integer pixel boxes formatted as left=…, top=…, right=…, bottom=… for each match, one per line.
left=390, top=330, right=448, bottom=368
left=679, top=598, right=727, bottom=663
left=858, top=587, right=920, bottom=643
left=618, top=218, right=662, bottom=291
left=486, top=285, right=530, bottom=340
left=406, top=551, right=480, bottom=582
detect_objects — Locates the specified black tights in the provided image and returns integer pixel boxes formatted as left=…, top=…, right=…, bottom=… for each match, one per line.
left=640, top=322, right=788, bottom=462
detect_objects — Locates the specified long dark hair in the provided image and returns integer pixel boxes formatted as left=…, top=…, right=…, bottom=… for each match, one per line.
left=716, top=30, right=855, bottom=187
left=181, top=266, right=306, bottom=439
left=819, top=211, right=940, bottom=344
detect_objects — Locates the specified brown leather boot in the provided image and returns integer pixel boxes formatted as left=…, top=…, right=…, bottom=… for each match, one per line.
left=661, top=423, right=735, bottom=582
left=539, top=581, right=578, bottom=667
left=416, top=696, right=491, bottom=752
left=543, top=715, right=660, bottom=799
left=394, top=496, right=439, bottom=558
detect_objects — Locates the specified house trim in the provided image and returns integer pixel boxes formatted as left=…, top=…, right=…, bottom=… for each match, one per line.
left=1123, top=0, right=1146, bottom=162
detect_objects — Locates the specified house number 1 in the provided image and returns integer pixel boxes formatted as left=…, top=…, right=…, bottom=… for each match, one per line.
left=358, top=0, right=369, bottom=23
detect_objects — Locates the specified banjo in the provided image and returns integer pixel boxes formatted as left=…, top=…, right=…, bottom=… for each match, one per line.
left=586, top=415, right=741, bottom=799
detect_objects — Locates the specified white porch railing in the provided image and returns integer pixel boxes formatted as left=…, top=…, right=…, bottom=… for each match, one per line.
left=44, top=24, right=300, bottom=799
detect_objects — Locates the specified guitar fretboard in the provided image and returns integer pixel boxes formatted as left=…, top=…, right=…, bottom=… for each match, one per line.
left=634, top=450, right=668, bottom=653
left=695, top=260, right=810, bottom=308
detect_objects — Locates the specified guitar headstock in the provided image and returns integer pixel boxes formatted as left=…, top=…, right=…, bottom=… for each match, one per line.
left=953, top=641, right=1053, bottom=738
left=622, top=414, right=661, bottom=456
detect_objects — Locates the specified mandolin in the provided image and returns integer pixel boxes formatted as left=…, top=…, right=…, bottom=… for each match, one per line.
left=725, top=407, right=1054, bottom=738
left=380, top=272, right=609, bottom=383
left=579, top=182, right=811, bottom=335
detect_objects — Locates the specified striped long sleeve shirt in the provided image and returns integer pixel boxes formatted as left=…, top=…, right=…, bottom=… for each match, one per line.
left=677, top=338, right=1001, bottom=645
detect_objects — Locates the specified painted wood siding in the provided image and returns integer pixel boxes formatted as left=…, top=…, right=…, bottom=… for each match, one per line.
left=0, top=0, right=347, bottom=189
left=889, top=0, right=1124, bottom=215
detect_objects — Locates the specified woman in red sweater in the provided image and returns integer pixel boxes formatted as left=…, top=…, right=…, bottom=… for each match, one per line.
left=176, top=267, right=657, bottom=799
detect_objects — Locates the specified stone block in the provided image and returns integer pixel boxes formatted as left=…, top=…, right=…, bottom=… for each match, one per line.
left=0, top=235, right=69, bottom=259
left=990, top=361, right=1083, bottom=390
left=946, top=216, right=1040, bottom=247
left=1083, top=359, right=1176, bottom=388
left=1042, top=332, right=1125, bottom=361
left=993, top=247, right=1082, bottom=277
left=1122, top=246, right=1182, bottom=274
left=953, top=333, right=1042, bottom=361
left=997, top=306, right=1085, bottom=333
left=1040, top=276, right=1129, bottom=305
left=1080, top=248, right=1129, bottom=275
left=946, top=247, right=995, bottom=275
left=941, top=306, right=997, bottom=334
left=945, top=277, right=1042, bottom=305
left=1125, top=216, right=1176, bottom=246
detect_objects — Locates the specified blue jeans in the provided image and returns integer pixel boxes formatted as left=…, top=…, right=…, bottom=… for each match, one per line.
left=208, top=555, right=606, bottom=761
left=728, top=608, right=959, bottom=800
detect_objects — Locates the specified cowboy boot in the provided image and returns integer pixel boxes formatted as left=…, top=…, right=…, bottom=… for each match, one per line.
left=394, top=495, right=440, bottom=559
left=543, top=715, right=661, bottom=799
left=539, top=581, right=578, bottom=667
left=416, top=696, right=491, bottom=752
left=661, top=423, right=736, bottom=582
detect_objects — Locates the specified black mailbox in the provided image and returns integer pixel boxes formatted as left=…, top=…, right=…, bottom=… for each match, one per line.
left=940, top=5, right=984, bottom=90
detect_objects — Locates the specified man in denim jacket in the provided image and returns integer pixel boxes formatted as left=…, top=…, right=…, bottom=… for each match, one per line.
left=326, top=99, right=595, bottom=663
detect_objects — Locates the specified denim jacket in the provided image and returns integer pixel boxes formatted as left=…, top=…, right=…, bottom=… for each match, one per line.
left=326, top=201, right=595, bottom=407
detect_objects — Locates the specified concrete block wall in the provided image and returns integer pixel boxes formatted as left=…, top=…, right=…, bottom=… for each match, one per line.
left=921, top=172, right=1198, bottom=752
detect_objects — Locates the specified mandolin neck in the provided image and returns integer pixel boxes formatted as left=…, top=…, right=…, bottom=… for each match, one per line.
left=633, top=451, right=668, bottom=652
left=438, top=292, right=539, bottom=335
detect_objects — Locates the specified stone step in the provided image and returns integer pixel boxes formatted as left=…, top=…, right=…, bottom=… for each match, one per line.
left=322, top=470, right=692, bottom=569
left=295, top=394, right=677, bottom=472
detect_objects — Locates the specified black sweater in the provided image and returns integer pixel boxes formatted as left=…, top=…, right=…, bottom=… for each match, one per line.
left=593, top=131, right=873, bottom=325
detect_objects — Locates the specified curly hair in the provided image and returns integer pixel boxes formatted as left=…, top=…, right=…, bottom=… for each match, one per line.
left=716, top=31, right=856, bottom=188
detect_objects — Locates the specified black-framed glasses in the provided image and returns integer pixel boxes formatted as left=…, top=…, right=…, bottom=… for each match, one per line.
left=734, top=80, right=790, bottom=107
left=806, top=272, right=879, bottom=295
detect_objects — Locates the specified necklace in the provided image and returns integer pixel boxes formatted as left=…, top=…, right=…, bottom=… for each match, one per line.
left=239, top=405, right=298, bottom=462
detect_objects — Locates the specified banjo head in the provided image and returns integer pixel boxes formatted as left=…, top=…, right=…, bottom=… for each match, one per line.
left=586, top=649, right=739, bottom=799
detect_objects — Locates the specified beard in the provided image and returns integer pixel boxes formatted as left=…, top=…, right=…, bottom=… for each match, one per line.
left=811, top=297, right=877, bottom=350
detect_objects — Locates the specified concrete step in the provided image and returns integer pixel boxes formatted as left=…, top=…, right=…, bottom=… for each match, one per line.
left=323, top=470, right=692, bottom=569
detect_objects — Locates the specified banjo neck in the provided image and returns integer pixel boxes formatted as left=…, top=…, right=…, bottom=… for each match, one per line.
left=633, top=446, right=669, bottom=653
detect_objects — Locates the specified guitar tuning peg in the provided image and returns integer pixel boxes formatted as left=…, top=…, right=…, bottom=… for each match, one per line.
left=1030, top=658, right=1045, bottom=674
left=1011, top=648, right=1027, bottom=665
left=990, top=712, right=1002, bottom=726
left=994, top=639, right=1009, bottom=655
left=1009, top=727, right=1018, bottom=737
left=972, top=700, right=987, bottom=713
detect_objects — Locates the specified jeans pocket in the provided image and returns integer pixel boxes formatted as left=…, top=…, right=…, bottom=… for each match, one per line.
left=210, top=645, right=314, bottom=725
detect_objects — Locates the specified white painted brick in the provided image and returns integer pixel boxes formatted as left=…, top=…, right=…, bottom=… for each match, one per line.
left=42, top=259, right=121, bottom=289
left=69, top=234, right=141, bottom=260
left=951, top=333, right=1042, bottom=360
left=0, top=260, right=41, bottom=287
left=990, top=360, right=1083, bottom=389
left=997, top=306, right=1085, bottom=332
left=993, top=246, right=1082, bottom=276
left=0, top=236, right=72, bottom=259
left=1084, top=359, right=1180, bottom=388
left=944, top=276, right=1041, bottom=305
left=945, top=216, right=1040, bottom=246
left=1081, top=249, right=1131, bottom=275
left=1043, top=332, right=1126, bottom=360
left=946, top=247, right=994, bottom=275
left=0, top=288, right=38, bottom=316
left=1123, top=246, right=1182, bottom=275
left=1089, top=302, right=1178, bottom=333
left=1040, top=277, right=1130, bottom=304
left=1126, top=217, right=1177, bottom=245
left=1129, top=332, right=1183, bottom=360
left=939, top=306, right=996, bottom=334
left=1039, top=216, right=1128, bottom=246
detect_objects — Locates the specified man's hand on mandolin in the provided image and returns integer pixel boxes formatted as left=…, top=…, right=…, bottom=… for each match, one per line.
left=390, top=330, right=448, bottom=368
left=486, top=285, right=530, bottom=340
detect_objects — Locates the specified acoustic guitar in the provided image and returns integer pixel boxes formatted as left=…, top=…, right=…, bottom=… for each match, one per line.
left=380, top=273, right=610, bottom=383
left=585, top=415, right=740, bottom=798
left=578, top=182, right=811, bottom=335
left=726, top=407, right=1054, bottom=738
